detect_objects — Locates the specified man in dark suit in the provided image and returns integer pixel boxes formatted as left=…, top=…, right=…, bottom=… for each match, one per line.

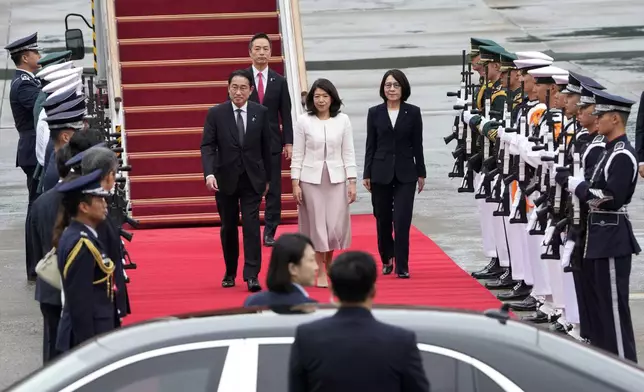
left=247, top=32, right=293, bottom=246
left=635, top=91, right=644, bottom=178
left=288, top=251, right=430, bottom=392
left=201, top=69, right=272, bottom=292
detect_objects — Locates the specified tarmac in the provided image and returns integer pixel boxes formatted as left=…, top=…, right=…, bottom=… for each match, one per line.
left=2, top=0, right=644, bottom=388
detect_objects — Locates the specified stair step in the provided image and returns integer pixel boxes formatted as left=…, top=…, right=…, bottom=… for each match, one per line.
left=125, top=104, right=212, bottom=129
left=130, top=211, right=299, bottom=227
left=125, top=129, right=293, bottom=165
left=119, top=35, right=282, bottom=62
left=131, top=196, right=298, bottom=217
left=115, top=0, right=277, bottom=18
left=117, top=12, right=280, bottom=39
left=123, top=81, right=228, bottom=107
left=121, top=57, right=284, bottom=84
left=128, top=172, right=294, bottom=200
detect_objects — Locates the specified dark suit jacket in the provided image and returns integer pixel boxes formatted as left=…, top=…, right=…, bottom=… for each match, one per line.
left=31, top=187, right=63, bottom=306
left=363, top=102, right=426, bottom=184
left=248, top=67, right=293, bottom=154
left=635, top=91, right=644, bottom=163
left=288, top=306, right=430, bottom=392
left=243, top=284, right=317, bottom=308
left=200, top=101, right=272, bottom=195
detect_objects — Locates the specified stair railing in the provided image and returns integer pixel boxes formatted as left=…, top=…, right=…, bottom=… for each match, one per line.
left=98, top=0, right=131, bottom=203
left=278, top=0, right=309, bottom=120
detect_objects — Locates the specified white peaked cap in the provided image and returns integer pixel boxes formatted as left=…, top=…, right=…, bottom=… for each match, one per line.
left=44, top=67, right=83, bottom=82
left=48, top=80, right=83, bottom=102
left=513, top=58, right=552, bottom=69
left=515, top=51, right=554, bottom=62
left=42, top=73, right=82, bottom=94
left=552, top=74, right=570, bottom=85
left=528, top=66, right=569, bottom=78
left=36, top=61, right=74, bottom=79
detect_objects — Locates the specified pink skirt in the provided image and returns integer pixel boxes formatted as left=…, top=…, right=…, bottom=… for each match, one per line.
left=298, top=164, right=351, bottom=252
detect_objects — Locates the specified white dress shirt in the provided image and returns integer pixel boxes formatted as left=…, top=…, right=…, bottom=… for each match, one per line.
left=252, top=66, right=269, bottom=95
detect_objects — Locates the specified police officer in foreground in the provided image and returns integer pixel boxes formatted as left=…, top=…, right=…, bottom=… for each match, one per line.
left=53, top=168, right=117, bottom=353
left=555, top=89, right=640, bottom=362
left=5, top=33, right=42, bottom=280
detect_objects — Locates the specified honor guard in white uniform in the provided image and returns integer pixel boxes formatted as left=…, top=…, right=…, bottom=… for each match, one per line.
left=555, top=89, right=639, bottom=362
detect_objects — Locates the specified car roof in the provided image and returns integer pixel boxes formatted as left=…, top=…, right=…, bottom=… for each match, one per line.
left=8, top=305, right=644, bottom=392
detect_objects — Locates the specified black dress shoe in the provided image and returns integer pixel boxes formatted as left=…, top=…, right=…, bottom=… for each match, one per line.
left=522, top=310, right=559, bottom=324
left=549, top=321, right=571, bottom=334
left=222, top=276, right=235, bottom=288
left=397, top=272, right=410, bottom=279
left=471, top=258, right=504, bottom=279
left=263, top=235, right=276, bottom=247
left=484, top=269, right=515, bottom=290
left=506, top=295, right=539, bottom=312
left=496, top=281, right=532, bottom=301
left=246, top=277, right=262, bottom=292
left=382, top=262, right=393, bottom=275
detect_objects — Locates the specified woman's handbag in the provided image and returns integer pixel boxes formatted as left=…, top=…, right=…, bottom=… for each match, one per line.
left=35, top=247, right=62, bottom=290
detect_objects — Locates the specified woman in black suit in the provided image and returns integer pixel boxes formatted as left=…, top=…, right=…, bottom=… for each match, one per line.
left=244, top=233, right=319, bottom=307
left=363, top=69, right=426, bottom=279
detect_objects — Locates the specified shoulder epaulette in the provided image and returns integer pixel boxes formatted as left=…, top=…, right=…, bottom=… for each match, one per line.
left=491, top=90, right=507, bottom=101
left=614, top=141, right=625, bottom=151
left=20, top=74, right=30, bottom=81
left=592, top=135, right=605, bottom=143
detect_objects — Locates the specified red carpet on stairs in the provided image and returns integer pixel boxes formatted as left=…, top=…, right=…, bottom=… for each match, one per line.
left=122, top=215, right=501, bottom=325
left=114, top=0, right=294, bottom=226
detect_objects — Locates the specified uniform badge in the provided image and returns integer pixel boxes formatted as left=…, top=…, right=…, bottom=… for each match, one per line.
left=614, top=141, right=625, bottom=151
left=20, top=74, right=30, bottom=81
left=80, top=231, right=88, bottom=238
left=592, top=135, right=604, bottom=144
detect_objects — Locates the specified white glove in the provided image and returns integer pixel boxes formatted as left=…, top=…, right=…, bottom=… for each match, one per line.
left=455, top=97, right=468, bottom=107
left=561, top=240, right=575, bottom=268
left=497, top=127, right=505, bottom=140
left=501, top=131, right=515, bottom=144
left=568, top=176, right=583, bottom=193
left=462, top=110, right=475, bottom=124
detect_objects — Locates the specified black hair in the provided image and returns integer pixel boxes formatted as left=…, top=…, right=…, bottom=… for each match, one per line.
left=56, top=144, right=74, bottom=179
left=379, top=69, right=411, bottom=102
left=228, top=69, right=253, bottom=86
left=51, top=180, right=89, bottom=248
left=68, top=128, right=104, bottom=156
left=305, top=78, right=342, bottom=117
left=249, top=33, right=271, bottom=50
left=329, top=251, right=377, bottom=303
left=266, top=233, right=314, bottom=293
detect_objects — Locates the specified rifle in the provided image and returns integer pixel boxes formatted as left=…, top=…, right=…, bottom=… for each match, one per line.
left=457, top=63, right=479, bottom=193
left=446, top=50, right=471, bottom=179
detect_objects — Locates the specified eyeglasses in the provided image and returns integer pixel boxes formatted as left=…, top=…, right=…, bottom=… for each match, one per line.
left=230, top=85, right=250, bottom=92
left=384, top=83, right=401, bottom=89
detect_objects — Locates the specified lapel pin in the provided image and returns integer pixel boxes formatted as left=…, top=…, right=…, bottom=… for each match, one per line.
left=252, top=116, right=257, bottom=122
left=270, top=77, right=275, bottom=82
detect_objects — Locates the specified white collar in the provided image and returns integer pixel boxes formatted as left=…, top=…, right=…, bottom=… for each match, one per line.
left=292, top=283, right=309, bottom=298
left=252, top=66, right=269, bottom=79
left=232, top=101, right=248, bottom=112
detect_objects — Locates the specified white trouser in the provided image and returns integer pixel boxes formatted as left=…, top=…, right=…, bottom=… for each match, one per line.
left=475, top=173, right=498, bottom=259
left=544, top=256, right=565, bottom=308
left=562, top=270, right=579, bottom=323
left=506, top=217, right=525, bottom=281
left=525, top=233, right=551, bottom=296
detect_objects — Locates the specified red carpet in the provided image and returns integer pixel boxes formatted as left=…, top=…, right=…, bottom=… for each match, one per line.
left=114, top=0, right=295, bottom=226
left=122, top=215, right=501, bottom=325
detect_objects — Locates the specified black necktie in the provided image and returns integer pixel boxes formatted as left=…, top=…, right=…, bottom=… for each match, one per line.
left=236, top=109, right=245, bottom=145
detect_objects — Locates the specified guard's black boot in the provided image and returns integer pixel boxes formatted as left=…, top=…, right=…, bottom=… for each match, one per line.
left=496, top=281, right=532, bottom=301
left=471, top=257, right=504, bottom=279
left=506, top=295, right=539, bottom=312
left=484, top=268, right=516, bottom=290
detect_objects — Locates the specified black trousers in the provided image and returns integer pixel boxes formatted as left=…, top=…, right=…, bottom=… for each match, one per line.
left=573, top=262, right=595, bottom=341
left=21, top=165, right=39, bottom=279
left=40, top=302, right=62, bottom=364
left=370, top=178, right=416, bottom=274
left=588, top=256, right=637, bottom=362
left=215, top=172, right=262, bottom=280
left=263, top=153, right=283, bottom=238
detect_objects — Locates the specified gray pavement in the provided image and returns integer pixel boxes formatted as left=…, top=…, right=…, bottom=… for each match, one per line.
left=2, top=0, right=644, bottom=388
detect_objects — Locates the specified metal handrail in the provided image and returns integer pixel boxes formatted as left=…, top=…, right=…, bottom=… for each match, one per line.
left=279, top=0, right=308, bottom=121
left=100, top=0, right=131, bottom=200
